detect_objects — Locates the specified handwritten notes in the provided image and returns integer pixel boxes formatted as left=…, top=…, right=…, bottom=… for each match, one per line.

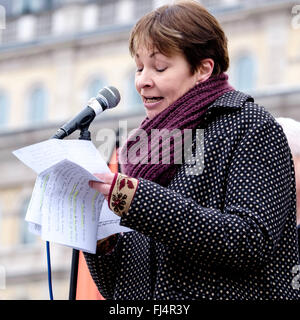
left=13, top=139, right=131, bottom=253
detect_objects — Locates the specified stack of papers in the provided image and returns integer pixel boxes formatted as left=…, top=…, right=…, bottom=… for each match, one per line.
left=13, top=139, right=131, bottom=253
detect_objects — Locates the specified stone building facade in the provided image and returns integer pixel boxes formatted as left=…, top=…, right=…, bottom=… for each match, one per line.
left=0, top=0, right=299, bottom=299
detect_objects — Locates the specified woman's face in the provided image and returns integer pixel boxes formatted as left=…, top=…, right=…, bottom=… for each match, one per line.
left=134, top=47, right=198, bottom=120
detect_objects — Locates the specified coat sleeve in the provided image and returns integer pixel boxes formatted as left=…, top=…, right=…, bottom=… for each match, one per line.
left=83, top=234, right=122, bottom=299
left=120, top=119, right=296, bottom=271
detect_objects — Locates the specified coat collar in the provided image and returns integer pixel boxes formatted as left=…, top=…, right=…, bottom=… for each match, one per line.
left=208, top=90, right=254, bottom=110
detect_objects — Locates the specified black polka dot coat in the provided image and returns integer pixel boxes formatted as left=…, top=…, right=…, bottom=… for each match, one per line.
left=84, top=90, right=300, bottom=300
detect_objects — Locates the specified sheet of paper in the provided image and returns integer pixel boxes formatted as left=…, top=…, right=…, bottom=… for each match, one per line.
left=26, top=179, right=133, bottom=243
left=41, top=160, right=105, bottom=253
left=13, top=139, right=110, bottom=175
left=97, top=201, right=132, bottom=240
left=13, top=139, right=67, bottom=174
left=13, top=139, right=132, bottom=253
left=25, top=173, right=48, bottom=227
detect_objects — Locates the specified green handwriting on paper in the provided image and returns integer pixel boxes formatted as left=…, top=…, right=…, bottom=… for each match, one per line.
left=69, top=183, right=78, bottom=242
left=73, top=189, right=79, bottom=242
left=40, top=174, right=50, bottom=211
left=92, top=191, right=99, bottom=222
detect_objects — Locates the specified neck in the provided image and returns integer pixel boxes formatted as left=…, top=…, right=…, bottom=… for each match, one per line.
left=120, top=73, right=234, bottom=185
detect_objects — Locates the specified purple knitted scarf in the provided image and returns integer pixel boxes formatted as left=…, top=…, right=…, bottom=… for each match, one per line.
left=119, top=73, right=234, bottom=186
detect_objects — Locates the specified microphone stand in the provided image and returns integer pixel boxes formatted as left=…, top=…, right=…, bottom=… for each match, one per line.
left=50, top=125, right=91, bottom=300
left=68, top=126, right=91, bottom=300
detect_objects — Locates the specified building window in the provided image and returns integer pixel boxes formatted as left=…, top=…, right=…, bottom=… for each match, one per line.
left=234, top=54, right=257, bottom=92
left=125, top=72, right=143, bottom=112
left=87, top=77, right=106, bottom=99
left=98, top=1, right=117, bottom=26
left=11, top=0, right=52, bottom=16
left=0, top=91, right=9, bottom=128
left=28, top=85, right=48, bottom=125
left=26, top=0, right=45, bottom=13
left=2, top=19, right=17, bottom=43
left=36, top=12, right=52, bottom=38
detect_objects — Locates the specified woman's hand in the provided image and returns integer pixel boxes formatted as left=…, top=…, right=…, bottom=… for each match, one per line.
left=89, top=172, right=116, bottom=201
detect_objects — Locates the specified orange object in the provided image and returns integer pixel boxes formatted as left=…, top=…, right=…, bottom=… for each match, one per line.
left=76, top=146, right=119, bottom=300
left=76, top=251, right=104, bottom=300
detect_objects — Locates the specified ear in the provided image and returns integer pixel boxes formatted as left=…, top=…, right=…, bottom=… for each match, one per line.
left=195, top=58, right=214, bottom=84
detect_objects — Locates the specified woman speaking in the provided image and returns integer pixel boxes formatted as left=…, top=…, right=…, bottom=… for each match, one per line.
left=85, top=0, right=299, bottom=300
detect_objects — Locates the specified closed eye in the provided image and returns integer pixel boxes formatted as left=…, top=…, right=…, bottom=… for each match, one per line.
left=136, top=67, right=167, bottom=73
left=156, top=67, right=167, bottom=73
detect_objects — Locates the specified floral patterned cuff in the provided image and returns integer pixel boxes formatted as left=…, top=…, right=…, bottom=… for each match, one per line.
left=108, top=173, right=139, bottom=217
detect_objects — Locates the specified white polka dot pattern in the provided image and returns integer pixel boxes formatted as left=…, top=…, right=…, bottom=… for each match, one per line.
left=84, top=91, right=300, bottom=300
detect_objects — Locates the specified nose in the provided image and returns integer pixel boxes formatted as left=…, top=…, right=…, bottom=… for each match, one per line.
left=135, top=69, right=154, bottom=92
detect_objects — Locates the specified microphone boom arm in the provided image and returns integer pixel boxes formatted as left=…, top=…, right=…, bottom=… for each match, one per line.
left=52, top=106, right=96, bottom=139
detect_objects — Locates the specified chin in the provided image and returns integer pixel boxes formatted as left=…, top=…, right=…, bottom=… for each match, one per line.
left=146, top=110, right=161, bottom=120
left=146, top=112, right=155, bottom=120
left=146, top=105, right=169, bottom=120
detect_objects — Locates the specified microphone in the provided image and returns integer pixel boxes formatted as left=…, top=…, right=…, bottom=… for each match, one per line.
left=52, top=86, right=121, bottom=139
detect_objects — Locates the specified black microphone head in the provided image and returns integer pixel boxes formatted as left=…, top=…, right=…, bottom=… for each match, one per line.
left=97, top=86, right=121, bottom=110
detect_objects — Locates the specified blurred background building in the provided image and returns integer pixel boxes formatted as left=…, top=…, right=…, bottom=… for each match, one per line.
left=0, top=0, right=299, bottom=299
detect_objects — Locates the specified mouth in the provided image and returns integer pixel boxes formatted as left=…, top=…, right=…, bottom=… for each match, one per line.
left=143, top=96, right=164, bottom=104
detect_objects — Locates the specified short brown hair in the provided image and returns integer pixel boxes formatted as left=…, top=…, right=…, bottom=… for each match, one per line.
left=129, top=0, right=229, bottom=76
